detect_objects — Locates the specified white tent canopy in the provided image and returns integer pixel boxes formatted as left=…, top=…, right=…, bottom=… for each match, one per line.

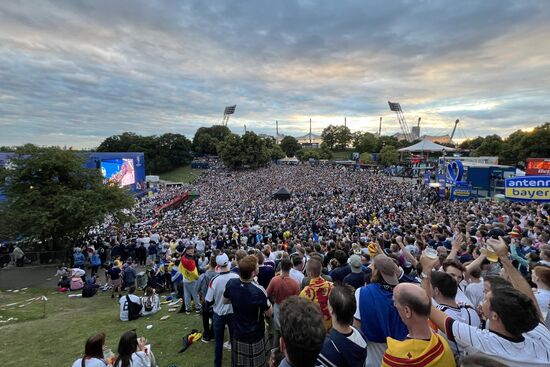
left=398, top=139, right=456, bottom=152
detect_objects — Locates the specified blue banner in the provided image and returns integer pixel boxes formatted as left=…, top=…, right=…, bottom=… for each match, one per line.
left=452, top=181, right=471, bottom=201
left=505, top=176, right=550, bottom=202
left=437, top=174, right=447, bottom=199
left=423, top=171, right=431, bottom=186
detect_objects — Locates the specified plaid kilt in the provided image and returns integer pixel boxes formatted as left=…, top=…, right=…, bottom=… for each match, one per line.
left=231, top=337, right=268, bottom=367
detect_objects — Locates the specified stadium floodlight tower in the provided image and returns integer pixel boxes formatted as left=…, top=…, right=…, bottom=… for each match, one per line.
left=222, top=105, right=237, bottom=126
left=388, top=101, right=413, bottom=142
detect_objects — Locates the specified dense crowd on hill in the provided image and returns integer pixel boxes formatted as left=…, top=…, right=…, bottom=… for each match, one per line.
left=69, top=164, right=549, bottom=367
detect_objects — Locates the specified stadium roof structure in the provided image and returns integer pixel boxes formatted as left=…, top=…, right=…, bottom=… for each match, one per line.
left=398, top=139, right=456, bottom=153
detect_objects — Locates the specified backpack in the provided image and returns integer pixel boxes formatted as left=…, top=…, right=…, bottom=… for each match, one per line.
left=144, top=296, right=154, bottom=312
left=126, top=295, right=142, bottom=320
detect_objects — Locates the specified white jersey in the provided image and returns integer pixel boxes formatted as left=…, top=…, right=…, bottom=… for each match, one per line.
left=289, top=268, right=305, bottom=286
left=205, top=271, right=239, bottom=315
left=437, top=303, right=481, bottom=358
left=446, top=319, right=550, bottom=367
left=119, top=294, right=141, bottom=321
left=72, top=358, right=107, bottom=367
left=464, top=279, right=484, bottom=308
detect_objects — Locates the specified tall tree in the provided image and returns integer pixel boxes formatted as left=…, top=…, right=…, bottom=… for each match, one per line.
left=0, top=147, right=134, bottom=250
left=353, top=132, right=378, bottom=153
left=321, top=125, right=339, bottom=150
left=473, top=134, right=503, bottom=157
left=335, top=125, right=352, bottom=150
left=279, top=136, right=302, bottom=157
left=192, top=125, right=231, bottom=155
left=379, top=145, right=400, bottom=166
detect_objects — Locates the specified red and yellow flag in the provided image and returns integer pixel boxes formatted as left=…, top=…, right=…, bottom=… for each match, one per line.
left=179, top=256, right=199, bottom=282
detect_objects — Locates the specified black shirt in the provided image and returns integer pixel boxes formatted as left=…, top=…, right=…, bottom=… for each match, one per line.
left=224, top=279, right=270, bottom=343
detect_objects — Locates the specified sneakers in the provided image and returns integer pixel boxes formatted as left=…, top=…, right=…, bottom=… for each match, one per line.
left=195, top=309, right=201, bottom=314
left=185, top=310, right=191, bottom=315
left=223, top=341, right=231, bottom=350
left=201, top=337, right=211, bottom=343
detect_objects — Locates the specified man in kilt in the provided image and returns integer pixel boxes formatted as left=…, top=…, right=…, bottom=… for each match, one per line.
left=223, top=255, right=273, bottom=367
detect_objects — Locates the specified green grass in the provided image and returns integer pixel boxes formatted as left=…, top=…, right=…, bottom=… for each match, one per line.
left=159, top=166, right=204, bottom=183
left=0, top=288, right=230, bottom=367
left=330, top=150, right=354, bottom=160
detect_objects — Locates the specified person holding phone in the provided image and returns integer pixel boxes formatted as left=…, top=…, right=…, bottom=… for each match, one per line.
left=114, top=330, right=155, bottom=367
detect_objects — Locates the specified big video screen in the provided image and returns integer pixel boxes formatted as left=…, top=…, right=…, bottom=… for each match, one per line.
left=100, top=158, right=135, bottom=187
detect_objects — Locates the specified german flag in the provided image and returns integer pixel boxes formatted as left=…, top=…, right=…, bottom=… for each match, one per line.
left=179, top=256, right=199, bottom=282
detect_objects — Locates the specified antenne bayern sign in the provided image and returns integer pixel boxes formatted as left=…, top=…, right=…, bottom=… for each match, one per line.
left=505, top=176, right=550, bottom=202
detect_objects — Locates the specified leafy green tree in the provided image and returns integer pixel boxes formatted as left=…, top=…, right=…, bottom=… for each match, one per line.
left=98, top=132, right=191, bottom=174
left=353, top=132, right=377, bottom=153
left=499, top=130, right=527, bottom=165
left=241, top=132, right=271, bottom=168
left=379, top=145, right=400, bottom=166
left=280, top=136, right=302, bottom=157
left=376, top=136, right=401, bottom=152
left=335, top=126, right=352, bottom=150
left=0, top=148, right=134, bottom=250
left=359, top=152, right=373, bottom=163
left=459, top=137, right=484, bottom=151
left=518, top=123, right=550, bottom=161
left=321, top=125, right=338, bottom=150
left=192, top=125, right=231, bottom=155
left=297, top=149, right=320, bottom=161
left=473, top=134, right=503, bottom=157
left=269, top=145, right=286, bottom=160
left=217, top=134, right=244, bottom=170
left=319, top=143, right=334, bottom=160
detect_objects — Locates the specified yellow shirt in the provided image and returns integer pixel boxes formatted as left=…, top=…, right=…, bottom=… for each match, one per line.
left=382, top=332, right=456, bottom=367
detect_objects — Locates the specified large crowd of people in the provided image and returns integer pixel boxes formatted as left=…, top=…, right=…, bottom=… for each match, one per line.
left=67, top=163, right=550, bottom=367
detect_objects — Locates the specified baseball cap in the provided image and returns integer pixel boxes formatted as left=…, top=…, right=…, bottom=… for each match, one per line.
left=373, top=255, right=399, bottom=286
left=509, top=226, right=522, bottom=238
left=349, top=255, right=362, bottom=273
left=216, top=253, right=229, bottom=267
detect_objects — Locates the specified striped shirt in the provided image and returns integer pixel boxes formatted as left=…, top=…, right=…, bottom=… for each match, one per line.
left=445, top=318, right=550, bottom=366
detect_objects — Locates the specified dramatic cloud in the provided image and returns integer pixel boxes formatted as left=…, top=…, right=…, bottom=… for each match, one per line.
left=0, top=0, right=549, bottom=147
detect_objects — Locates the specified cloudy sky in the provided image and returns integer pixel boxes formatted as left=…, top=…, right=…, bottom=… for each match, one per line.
left=1, top=0, right=549, bottom=148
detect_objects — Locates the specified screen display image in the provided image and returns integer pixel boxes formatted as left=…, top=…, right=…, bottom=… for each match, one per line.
left=100, top=158, right=135, bottom=187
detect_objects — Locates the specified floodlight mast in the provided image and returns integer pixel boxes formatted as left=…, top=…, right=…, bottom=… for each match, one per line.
left=388, top=101, right=413, bottom=142
left=222, top=105, right=237, bottom=126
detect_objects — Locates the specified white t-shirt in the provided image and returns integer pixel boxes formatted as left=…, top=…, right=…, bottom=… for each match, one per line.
left=289, top=268, right=305, bottom=286
left=534, top=288, right=550, bottom=319
left=72, top=358, right=106, bottom=367
left=140, top=295, right=160, bottom=316
left=464, top=279, right=485, bottom=308
left=119, top=294, right=142, bottom=321
left=446, top=319, right=550, bottom=367
left=114, top=351, right=151, bottom=367
left=205, top=271, right=239, bottom=315
left=436, top=303, right=481, bottom=358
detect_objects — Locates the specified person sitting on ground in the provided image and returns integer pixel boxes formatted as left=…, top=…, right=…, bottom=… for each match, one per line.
left=58, top=275, right=70, bottom=291
left=316, top=284, right=368, bottom=367
left=114, top=330, right=154, bottom=367
left=278, top=296, right=326, bottom=367
left=119, top=286, right=142, bottom=322
left=70, top=272, right=85, bottom=291
left=82, top=276, right=100, bottom=298
left=383, top=283, right=456, bottom=367
left=72, top=332, right=108, bottom=367
left=140, top=287, right=160, bottom=317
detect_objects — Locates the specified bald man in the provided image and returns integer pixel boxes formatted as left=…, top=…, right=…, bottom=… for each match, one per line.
left=381, top=283, right=455, bottom=367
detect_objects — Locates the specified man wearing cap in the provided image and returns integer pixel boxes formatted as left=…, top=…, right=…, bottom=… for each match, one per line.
left=353, top=254, right=408, bottom=367
left=343, top=254, right=366, bottom=289
left=205, top=252, right=239, bottom=367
